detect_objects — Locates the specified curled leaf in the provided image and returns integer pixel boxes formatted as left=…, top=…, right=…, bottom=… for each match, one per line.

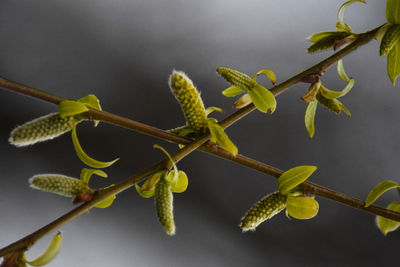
left=253, top=69, right=276, bottom=84
left=337, top=60, right=350, bottom=82
left=95, top=185, right=116, bottom=208
left=376, top=201, right=400, bottom=235
left=205, top=106, right=224, bottom=116
left=337, top=0, right=366, bottom=33
left=222, top=86, right=245, bottom=97
left=168, top=170, right=188, bottom=193
left=58, top=100, right=89, bottom=119
left=207, top=118, right=238, bottom=156
left=154, top=144, right=178, bottom=175
left=278, top=166, right=318, bottom=195
left=27, top=232, right=62, bottom=266
left=365, top=180, right=400, bottom=207
left=80, top=168, right=107, bottom=184
left=77, top=94, right=102, bottom=126
left=319, top=79, right=354, bottom=100
left=286, top=195, right=319, bottom=220
left=386, top=0, right=400, bottom=24
left=135, top=171, right=164, bottom=198
left=234, top=94, right=252, bottom=109
left=304, top=100, right=318, bottom=138
left=71, top=125, right=119, bottom=168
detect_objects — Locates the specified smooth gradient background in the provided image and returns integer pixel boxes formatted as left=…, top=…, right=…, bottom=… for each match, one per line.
left=0, top=0, right=399, bottom=266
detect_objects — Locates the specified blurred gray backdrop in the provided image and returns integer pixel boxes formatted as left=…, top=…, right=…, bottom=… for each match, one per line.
left=0, top=0, right=399, bottom=266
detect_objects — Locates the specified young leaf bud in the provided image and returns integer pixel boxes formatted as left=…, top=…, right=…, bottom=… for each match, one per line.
left=217, top=67, right=257, bottom=92
left=9, top=112, right=84, bottom=147
left=154, top=173, right=176, bottom=235
left=169, top=70, right=208, bottom=132
left=307, top=32, right=351, bottom=53
left=240, top=191, right=287, bottom=232
left=29, top=174, right=94, bottom=197
left=380, top=24, right=400, bottom=56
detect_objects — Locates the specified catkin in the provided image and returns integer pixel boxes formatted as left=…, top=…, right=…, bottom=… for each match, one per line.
left=217, top=67, right=257, bottom=91
left=307, top=32, right=351, bottom=53
left=169, top=70, right=208, bottom=132
left=240, top=191, right=287, bottom=232
left=9, top=112, right=84, bottom=147
left=29, top=174, right=94, bottom=197
left=154, top=174, right=175, bottom=235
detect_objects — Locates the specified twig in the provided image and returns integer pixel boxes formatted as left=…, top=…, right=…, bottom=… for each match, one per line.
left=1, top=24, right=398, bottom=257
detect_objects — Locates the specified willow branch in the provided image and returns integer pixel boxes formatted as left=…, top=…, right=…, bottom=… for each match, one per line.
left=1, top=24, right=398, bottom=256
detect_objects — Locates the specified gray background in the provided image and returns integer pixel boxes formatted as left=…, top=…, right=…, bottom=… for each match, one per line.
left=0, top=0, right=399, bottom=266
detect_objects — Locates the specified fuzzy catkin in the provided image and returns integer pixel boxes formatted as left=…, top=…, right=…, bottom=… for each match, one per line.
left=29, top=174, right=94, bottom=197
left=217, top=67, right=257, bottom=91
left=9, top=112, right=84, bottom=147
left=169, top=70, right=207, bottom=132
left=240, top=191, right=287, bottom=232
left=154, top=174, right=175, bottom=235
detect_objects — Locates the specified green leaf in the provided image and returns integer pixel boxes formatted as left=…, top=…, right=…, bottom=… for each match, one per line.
left=387, top=40, right=400, bottom=85
left=77, top=94, right=102, bottom=111
left=71, top=125, right=119, bottom=168
left=278, top=166, right=318, bottom=195
left=319, top=79, right=354, bottom=100
left=337, top=0, right=366, bottom=32
left=234, top=93, right=252, bottom=109
left=336, top=99, right=351, bottom=116
left=58, top=100, right=89, bottom=119
left=168, top=170, right=188, bottom=193
left=247, top=84, right=276, bottom=113
left=154, top=144, right=178, bottom=177
left=205, top=106, right=224, bottom=116
left=222, top=86, right=245, bottom=97
left=80, top=168, right=108, bottom=184
left=135, top=171, right=165, bottom=198
left=376, top=201, right=400, bottom=235
left=95, top=194, right=116, bottom=208
left=207, top=118, right=238, bottom=156
left=253, top=69, right=276, bottom=84
left=337, top=60, right=351, bottom=82
left=27, top=232, right=62, bottom=266
left=380, top=24, right=400, bottom=56
left=365, top=180, right=400, bottom=207
left=304, top=100, right=318, bottom=138
left=286, top=195, right=319, bottom=220
left=77, top=94, right=102, bottom=126
left=307, top=31, right=343, bottom=42
left=387, top=0, right=400, bottom=24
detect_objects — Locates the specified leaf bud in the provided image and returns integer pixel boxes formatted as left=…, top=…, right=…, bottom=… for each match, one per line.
left=240, top=191, right=287, bottom=232
left=9, top=112, right=84, bottom=147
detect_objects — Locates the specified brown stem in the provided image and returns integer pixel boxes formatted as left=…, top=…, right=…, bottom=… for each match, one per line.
left=1, top=24, right=397, bottom=257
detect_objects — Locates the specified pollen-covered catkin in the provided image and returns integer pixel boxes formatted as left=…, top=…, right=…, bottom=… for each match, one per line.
left=169, top=70, right=207, bottom=132
left=240, top=191, right=287, bottom=232
left=29, top=174, right=94, bottom=197
left=9, top=112, right=84, bottom=147
left=154, top=174, right=175, bottom=235
left=216, top=67, right=257, bottom=91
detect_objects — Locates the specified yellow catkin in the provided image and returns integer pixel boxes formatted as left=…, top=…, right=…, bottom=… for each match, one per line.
left=154, top=174, right=176, bottom=235
left=9, top=112, right=84, bottom=147
left=216, top=67, right=257, bottom=91
left=29, top=174, right=94, bottom=197
left=169, top=70, right=207, bottom=132
left=240, top=191, right=287, bottom=232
